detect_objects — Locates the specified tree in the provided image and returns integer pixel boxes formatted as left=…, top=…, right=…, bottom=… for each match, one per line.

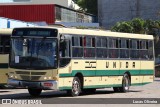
left=111, top=18, right=160, bottom=37
left=73, top=0, right=98, bottom=15
left=130, top=18, right=145, bottom=34
left=111, top=18, right=160, bottom=55
left=111, top=22, right=133, bottom=33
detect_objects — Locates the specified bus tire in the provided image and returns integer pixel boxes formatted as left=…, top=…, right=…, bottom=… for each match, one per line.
left=28, top=88, right=42, bottom=96
left=70, top=77, right=81, bottom=97
left=119, top=74, right=130, bottom=92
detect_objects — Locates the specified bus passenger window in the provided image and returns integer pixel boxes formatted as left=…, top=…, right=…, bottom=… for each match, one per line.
left=140, top=41, right=149, bottom=59
left=130, top=40, right=139, bottom=59
left=96, top=37, right=101, bottom=47
left=120, top=39, right=129, bottom=58
left=86, top=37, right=91, bottom=47
left=84, top=37, right=95, bottom=58
left=92, top=38, right=95, bottom=47
left=72, top=36, right=83, bottom=58
left=60, top=40, right=70, bottom=57
left=148, top=41, right=153, bottom=59
left=96, top=37, right=108, bottom=58
left=60, top=38, right=71, bottom=67
left=108, top=38, right=119, bottom=58
left=72, top=36, right=79, bottom=46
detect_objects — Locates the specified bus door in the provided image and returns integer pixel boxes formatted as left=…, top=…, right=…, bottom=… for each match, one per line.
left=0, top=34, right=10, bottom=84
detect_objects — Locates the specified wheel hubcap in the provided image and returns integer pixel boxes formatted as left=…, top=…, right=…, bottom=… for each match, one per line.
left=72, top=80, right=80, bottom=94
left=124, top=77, right=129, bottom=90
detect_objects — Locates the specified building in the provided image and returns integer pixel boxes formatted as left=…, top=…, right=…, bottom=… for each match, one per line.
left=0, top=4, right=97, bottom=25
left=98, top=0, right=160, bottom=29
left=0, top=0, right=79, bottom=9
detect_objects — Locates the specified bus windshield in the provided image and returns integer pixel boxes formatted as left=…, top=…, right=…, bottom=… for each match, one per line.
left=10, top=37, right=58, bottom=69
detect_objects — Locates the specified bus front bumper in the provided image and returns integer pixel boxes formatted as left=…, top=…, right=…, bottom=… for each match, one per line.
left=7, top=79, right=58, bottom=90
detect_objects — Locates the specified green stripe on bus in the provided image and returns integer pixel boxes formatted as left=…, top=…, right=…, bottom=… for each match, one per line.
left=0, top=63, right=8, bottom=68
left=131, top=82, right=152, bottom=86
left=59, top=82, right=151, bottom=90
left=59, top=86, right=72, bottom=90
left=59, top=70, right=154, bottom=77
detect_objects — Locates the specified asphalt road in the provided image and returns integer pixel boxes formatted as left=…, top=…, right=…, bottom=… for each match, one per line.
left=0, top=78, right=160, bottom=106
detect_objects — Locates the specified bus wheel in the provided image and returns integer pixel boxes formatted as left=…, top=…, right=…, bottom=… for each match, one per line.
left=119, top=74, right=130, bottom=92
left=28, top=88, right=42, bottom=96
left=70, top=77, right=81, bottom=97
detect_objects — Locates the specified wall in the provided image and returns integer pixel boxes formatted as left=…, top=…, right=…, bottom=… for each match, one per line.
left=0, top=5, right=55, bottom=24
left=98, top=0, right=160, bottom=29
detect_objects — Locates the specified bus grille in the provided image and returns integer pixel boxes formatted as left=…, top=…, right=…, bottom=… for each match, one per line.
left=15, top=71, right=46, bottom=81
left=16, top=71, right=46, bottom=75
left=20, top=75, right=41, bottom=81
left=16, top=71, right=30, bottom=75
left=31, top=72, right=46, bottom=75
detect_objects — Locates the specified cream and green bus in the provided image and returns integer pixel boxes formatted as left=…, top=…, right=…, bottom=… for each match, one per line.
left=8, top=27, right=154, bottom=96
left=0, top=28, right=12, bottom=87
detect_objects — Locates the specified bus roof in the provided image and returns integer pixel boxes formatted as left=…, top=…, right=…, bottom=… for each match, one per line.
left=58, top=28, right=153, bottom=40
left=0, top=28, right=13, bottom=35
left=13, top=27, right=153, bottom=40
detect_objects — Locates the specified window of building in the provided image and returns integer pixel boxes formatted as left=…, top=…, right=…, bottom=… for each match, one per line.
left=55, top=6, right=61, bottom=21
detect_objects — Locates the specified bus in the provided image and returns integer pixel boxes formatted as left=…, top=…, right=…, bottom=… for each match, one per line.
left=0, top=28, right=12, bottom=87
left=8, top=27, right=154, bottom=96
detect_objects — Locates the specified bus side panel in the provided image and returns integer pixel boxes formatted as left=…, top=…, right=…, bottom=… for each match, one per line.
left=140, top=60, right=154, bottom=84
left=96, top=60, right=120, bottom=86
left=0, top=54, right=9, bottom=84
left=119, top=60, right=141, bottom=85
left=0, top=69, right=8, bottom=84
left=58, top=61, right=73, bottom=90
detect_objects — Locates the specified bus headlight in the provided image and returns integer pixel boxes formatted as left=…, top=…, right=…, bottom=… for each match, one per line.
left=10, top=75, right=14, bottom=78
left=43, top=77, right=56, bottom=80
left=9, top=72, right=15, bottom=78
left=44, top=77, right=47, bottom=80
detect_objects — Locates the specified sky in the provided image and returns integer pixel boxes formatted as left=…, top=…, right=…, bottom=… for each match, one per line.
left=0, top=0, right=13, bottom=2
left=0, top=0, right=31, bottom=3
